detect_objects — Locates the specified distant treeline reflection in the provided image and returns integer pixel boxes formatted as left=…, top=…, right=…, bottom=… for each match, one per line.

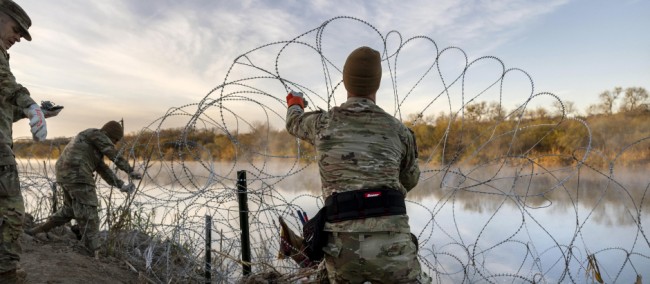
left=16, top=98, right=650, bottom=170
left=408, top=166, right=649, bottom=225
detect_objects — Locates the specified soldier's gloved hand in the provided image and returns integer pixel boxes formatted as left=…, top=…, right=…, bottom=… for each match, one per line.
left=286, top=91, right=308, bottom=109
left=42, top=108, right=62, bottom=118
left=129, top=171, right=143, bottom=180
left=24, top=103, right=47, bottom=141
left=120, top=183, right=136, bottom=194
left=40, top=101, right=64, bottom=118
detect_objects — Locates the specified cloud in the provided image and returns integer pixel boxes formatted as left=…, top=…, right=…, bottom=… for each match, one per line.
left=12, top=0, right=574, bottom=138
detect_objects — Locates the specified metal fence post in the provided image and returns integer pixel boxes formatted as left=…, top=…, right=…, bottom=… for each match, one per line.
left=237, top=170, right=252, bottom=276
left=205, top=214, right=212, bottom=283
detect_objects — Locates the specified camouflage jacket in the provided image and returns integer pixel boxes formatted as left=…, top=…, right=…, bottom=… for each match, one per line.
left=286, top=97, right=420, bottom=233
left=0, top=49, right=36, bottom=165
left=56, top=128, right=133, bottom=187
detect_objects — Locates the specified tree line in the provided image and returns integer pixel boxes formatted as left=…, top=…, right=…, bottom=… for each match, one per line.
left=14, top=87, right=649, bottom=168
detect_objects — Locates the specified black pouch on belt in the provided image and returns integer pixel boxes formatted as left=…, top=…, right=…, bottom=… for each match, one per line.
left=302, top=206, right=327, bottom=262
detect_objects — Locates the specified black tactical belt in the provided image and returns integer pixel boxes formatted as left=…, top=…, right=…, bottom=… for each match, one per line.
left=325, top=188, right=406, bottom=223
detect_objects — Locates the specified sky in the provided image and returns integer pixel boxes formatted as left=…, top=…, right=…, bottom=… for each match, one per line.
left=10, top=0, right=649, bottom=139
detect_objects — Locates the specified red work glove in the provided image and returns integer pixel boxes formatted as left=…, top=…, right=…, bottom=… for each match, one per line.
left=286, top=91, right=308, bottom=109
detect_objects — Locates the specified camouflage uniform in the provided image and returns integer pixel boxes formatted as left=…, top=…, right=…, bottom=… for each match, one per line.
left=0, top=45, right=36, bottom=274
left=47, top=128, right=134, bottom=252
left=286, top=97, right=427, bottom=283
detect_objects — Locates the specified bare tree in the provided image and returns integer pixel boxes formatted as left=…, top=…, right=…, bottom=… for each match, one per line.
left=533, top=106, right=549, bottom=119
left=521, top=106, right=548, bottom=120
left=487, top=102, right=507, bottom=121
left=464, top=101, right=487, bottom=121
left=598, top=87, right=623, bottom=115
left=552, top=100, right=577, bottom=117
left=619, top=87, right=649, bottom=112
left=585, top=104, right=601, bottom=116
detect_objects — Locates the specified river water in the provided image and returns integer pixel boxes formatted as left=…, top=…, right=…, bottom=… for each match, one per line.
left=18, top=159, right=650, bottom=283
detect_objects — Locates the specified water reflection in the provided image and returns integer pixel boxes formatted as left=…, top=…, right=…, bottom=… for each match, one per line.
left=19, top=160, right=650, bottom=283
left=410, top=165, right=650, bottom=226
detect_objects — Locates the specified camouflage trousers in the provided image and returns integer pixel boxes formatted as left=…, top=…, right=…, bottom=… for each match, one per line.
left=0, top=165, right=24, bottom=274
left=47, top=183, right=101, bottom=253
left=323, top=231, right=429, bottom=283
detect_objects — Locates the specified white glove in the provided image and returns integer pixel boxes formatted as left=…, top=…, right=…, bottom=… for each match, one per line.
left=40, top=101, right=64, bottom=118
left=120, top=183, right=136, bottom=194
left=129, top=171, right=143, bottom=180
left=42, top=108, right=62, bottom=118
left=42, top=107, right=63, bottom=118
left=24, top=103, right=47, bottom=141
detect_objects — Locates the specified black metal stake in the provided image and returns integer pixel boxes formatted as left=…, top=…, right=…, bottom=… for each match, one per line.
left=205, top=214, right=212, bottom=283
left=237, top=170, right=252, bottom=276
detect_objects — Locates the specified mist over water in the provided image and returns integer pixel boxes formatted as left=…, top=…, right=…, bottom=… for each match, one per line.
left=19, top=158, right=650, bottom=283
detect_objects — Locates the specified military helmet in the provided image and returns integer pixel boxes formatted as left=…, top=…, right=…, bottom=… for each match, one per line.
left=0, top=0, right=32, bottom=41
left=101, top=121, right=124, bottom=142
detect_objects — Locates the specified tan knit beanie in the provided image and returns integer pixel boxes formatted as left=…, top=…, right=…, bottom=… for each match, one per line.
left=101, top=120, right=123, bottom=142
left=342, top=46, right=382, bottom=96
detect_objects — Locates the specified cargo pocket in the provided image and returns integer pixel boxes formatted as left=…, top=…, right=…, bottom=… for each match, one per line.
left=377, top=233, right=416, bottom=258
left=322, top=232, right=342, bottom=258
left=67, top=184, right=99, bottom=206
left=0, top=166, right=20, bottom=197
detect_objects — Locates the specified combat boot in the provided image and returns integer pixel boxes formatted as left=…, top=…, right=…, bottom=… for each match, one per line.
left=0, top=267, right=27, bottom=284
left=25, top=218, right=58, bottom=236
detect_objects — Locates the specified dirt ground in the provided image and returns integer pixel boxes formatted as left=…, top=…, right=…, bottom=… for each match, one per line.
left=20, top=232, right=143, bottom=284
